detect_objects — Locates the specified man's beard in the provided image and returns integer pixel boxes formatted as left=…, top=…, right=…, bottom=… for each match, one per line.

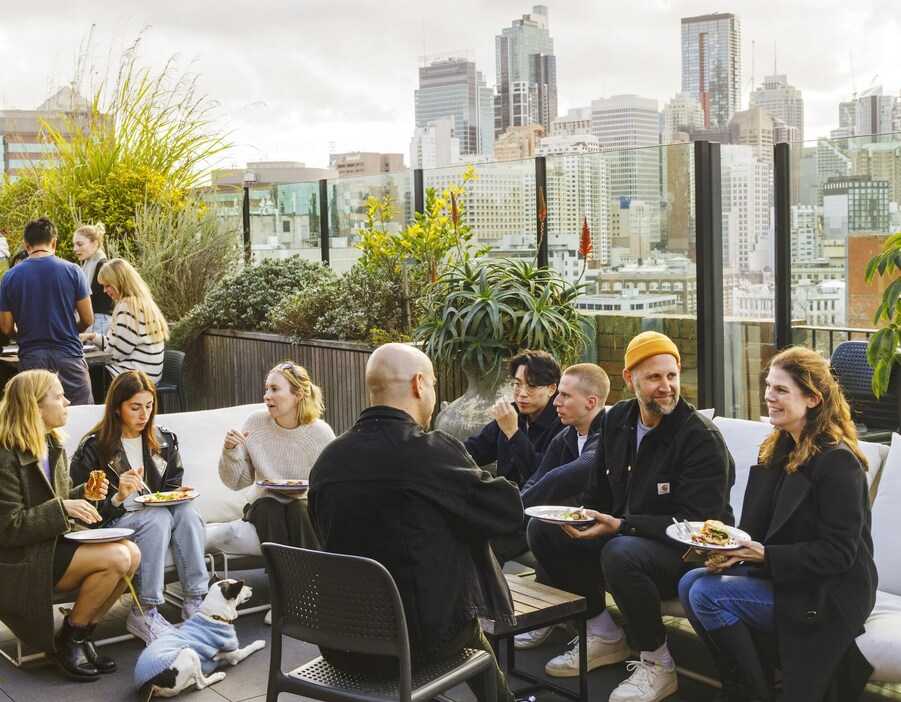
left=643, top=393, right=678, bottom=416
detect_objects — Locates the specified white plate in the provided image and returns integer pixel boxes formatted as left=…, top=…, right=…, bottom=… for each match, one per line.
left=65, top=528, right=134, bottom=543
left=135, top=490, right=198, bottom=506
left=255, top=479, right=309, bottom=491
left=665, top=521, right=751, bottom=551
left=524, top=505, right=594, bottom=525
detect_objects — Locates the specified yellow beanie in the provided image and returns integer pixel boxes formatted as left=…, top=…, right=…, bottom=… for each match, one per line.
left=624, top=331, right=680, bottom=369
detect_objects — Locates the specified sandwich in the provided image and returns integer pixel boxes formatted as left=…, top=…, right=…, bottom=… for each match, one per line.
left=84, top=469, right=106, bottom=501
left=692, top=519, right=735, bottom=547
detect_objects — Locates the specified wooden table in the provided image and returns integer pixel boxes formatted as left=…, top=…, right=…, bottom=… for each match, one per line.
left=0, top=347, right=113, bottom=403
left=482, top=574, right=588, bottom=702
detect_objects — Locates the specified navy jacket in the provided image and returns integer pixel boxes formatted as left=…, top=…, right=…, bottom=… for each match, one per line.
left=464, top=396, right=563, bottom=484
left=309, top=406, right=523, bottom=661
left=520, top=410, right=605, bottom=508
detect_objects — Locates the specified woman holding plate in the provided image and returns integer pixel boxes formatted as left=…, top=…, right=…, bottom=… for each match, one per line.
left=70, top=370, right=208, bottom=644
left=218, top=361, right=334, bottom=622
left=0, top=370, right=141, bottom=681
left=678, top=347, right=877, bottom=702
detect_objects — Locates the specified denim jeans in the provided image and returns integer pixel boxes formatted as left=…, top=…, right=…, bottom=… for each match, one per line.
left=112, top=501, right=209, bottom=606
left=678, top=566, right=776, bottom=633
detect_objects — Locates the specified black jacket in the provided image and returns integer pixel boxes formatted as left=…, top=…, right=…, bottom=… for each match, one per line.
left=464, top=396, right=563, bottom=484
left=520, top=409, right=605, bottom=508
left=69, top=426, right=184, bottom=526
left=86, top=257, right=114, bottom=315
left=309, top=406, right=523, bottom=660
left=587, top=398, right=735, bottom=541
left=740, top=443, right=877, bottom=702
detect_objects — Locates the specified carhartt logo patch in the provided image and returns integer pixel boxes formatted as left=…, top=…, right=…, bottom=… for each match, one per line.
left=657, top=482, right=671, bottom=495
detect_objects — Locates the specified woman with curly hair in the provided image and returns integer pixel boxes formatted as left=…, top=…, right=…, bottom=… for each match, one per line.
left=678, top=346, right=877, bottom=702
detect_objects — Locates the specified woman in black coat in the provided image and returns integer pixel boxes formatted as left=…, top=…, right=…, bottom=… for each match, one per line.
left=678, top=346, right=877, bottom=702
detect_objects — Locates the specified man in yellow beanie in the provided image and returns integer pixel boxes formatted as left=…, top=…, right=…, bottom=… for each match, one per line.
left=525, top=331, right=735, bottom=702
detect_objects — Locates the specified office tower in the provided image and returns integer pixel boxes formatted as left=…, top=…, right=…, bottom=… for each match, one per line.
left=749, top=74, right=804, bottom=142
left=414, top=53, right=494, bottom=157
left=822, top=175, right=890, bottom=239
left=552, top=107, right=591, bottom=136
left=681, top=13, right=741, bottom=129
left=329, top=152, right=405, bottom=177
left=495, top=5, right=557, bottom=136
left=662, top=93, right=705, bottom=145
left=730, top=105, right=775, bottom=164
left=410, top=117, right=460, bottom=169
left=590, top=94, right=660, bottom=200
left=721, top=145, right=771, bottom=272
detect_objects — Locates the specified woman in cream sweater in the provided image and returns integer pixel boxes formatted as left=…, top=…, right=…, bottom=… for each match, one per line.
left=219, top=362, right=335, bottom=554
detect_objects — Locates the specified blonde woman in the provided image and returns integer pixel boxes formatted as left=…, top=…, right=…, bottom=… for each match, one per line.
left=72, top=223, right=113, bottom=335
left=219, top=362, right=335, bottom=623
left=80, top=258, right=169, bottom=383
left=0, top=370, right=141, bottom=681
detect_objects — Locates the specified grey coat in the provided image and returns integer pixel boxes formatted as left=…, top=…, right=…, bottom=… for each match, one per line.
left=0, top=437, right=84, bottom=652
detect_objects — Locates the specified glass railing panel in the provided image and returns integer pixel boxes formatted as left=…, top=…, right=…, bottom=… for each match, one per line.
left=788, top=131, right=900, bottom=358
left=326, top=170, right=414, bottom=274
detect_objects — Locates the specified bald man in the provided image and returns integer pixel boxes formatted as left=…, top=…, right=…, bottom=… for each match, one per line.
left=309, top=343, right=523, bottom=702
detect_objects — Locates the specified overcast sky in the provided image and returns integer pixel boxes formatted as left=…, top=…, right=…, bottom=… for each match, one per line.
left=1, top=0, right=899, bottom=172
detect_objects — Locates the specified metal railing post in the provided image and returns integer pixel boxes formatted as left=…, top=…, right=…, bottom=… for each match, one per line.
left=694, top=141, right=725, bottom=416
left=535, top=156, right=549, bottom=268
left=773, top=143, right=792, bottom=351
left=414, top=169, right=424, bottom=215
left=318, top=179, right=330, bottom=266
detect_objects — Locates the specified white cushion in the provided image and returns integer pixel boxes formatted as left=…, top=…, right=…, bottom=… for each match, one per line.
left=859, top=590, right=901, bottom=682
left=698, top=408, right=715, bottom=419
left=205, top=519, right=262, bottom=557
left=712, top=417, right=775, bottom=524
left=62, top=404, right=105, bottom=456
left=156, top=404, right=262, bottom=524
left=858, top=440, right=890, bottom=490
left=871, top=433, right=901, bottom=596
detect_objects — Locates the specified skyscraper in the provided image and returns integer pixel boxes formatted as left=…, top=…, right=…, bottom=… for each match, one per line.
left=495, top=5, right=557, bottom=137
left=681, top=13, right=741, bottom=129
left=415, top=53, right=494, bottom=157
left=748, top=74, right=804, bottom=142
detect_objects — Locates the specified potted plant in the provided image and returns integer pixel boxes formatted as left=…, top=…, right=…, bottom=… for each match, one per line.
left=865, top=231, right=901, bottom=396
left=414, top=256, right=589, bottom=440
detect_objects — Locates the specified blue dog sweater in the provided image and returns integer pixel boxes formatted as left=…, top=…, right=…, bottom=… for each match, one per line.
left=134, top=616, right=239, bottom=689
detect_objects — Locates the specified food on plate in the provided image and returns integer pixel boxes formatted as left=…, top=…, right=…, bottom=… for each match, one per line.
left=261, top=479, right=307, bottom=486
left=691, top=519, right=737, bottom=547
left=553, top=508, right=588, bottom=521
left=144, top=490, right=193, bottom=502
left=84, top=469, right=106, bottom=500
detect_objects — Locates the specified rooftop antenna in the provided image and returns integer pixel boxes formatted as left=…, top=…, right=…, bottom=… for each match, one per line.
left=773, top=42, right=777, bottom=76
left=850, top=52, right=857, bottom=99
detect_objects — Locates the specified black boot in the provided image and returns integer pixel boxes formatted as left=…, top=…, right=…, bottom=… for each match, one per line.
left=83, top=623, right=116, bottom=673
left=48, top=617, right=100, bottom=682
left=706, top=623, right=773, bottom=702
left=694, top=626, right=745, bottom=702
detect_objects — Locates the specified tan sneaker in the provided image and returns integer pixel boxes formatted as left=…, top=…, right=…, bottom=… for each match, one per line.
left=514, top=625, right=553, bottom=649
left=608, top=658, right=678, bottom=702
left=545, top=633, right=630, bottom=677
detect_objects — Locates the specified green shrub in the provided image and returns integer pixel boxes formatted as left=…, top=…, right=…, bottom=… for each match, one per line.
left=269, top=264, right=407, bottom=344
left=169, top=257, right=334, bottom=349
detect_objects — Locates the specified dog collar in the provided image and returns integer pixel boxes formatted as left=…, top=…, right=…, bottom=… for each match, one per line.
left=207, top=614, right=233, bottom=624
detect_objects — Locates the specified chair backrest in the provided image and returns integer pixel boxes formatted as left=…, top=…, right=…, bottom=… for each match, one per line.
left=262, top=543, right=409, bottom=659
left=161, top=349, right=185, bottom=387
left=831, top=341, right=901, bottom=434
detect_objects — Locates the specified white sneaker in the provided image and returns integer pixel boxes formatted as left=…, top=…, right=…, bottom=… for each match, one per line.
left=126, top=606, right=176, bottom=645
left=545, top=633, right=630, bottom=677
left=514, top=625, right=552, bottom=649
left=181, top=595, right=205, bottom=621
left=264, top=609, right=272, bottom=626
left=608, top=658, right=678, bottom=702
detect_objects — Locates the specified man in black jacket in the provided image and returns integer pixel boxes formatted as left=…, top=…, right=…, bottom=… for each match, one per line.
left=309, top=343, right=523, bottom=702
left=527, top=332, right=735, bottom=702
left=464, top=349, right=563, bottom=485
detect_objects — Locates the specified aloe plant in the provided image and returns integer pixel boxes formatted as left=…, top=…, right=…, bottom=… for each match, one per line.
left=414, top=257, right=588, bottom=383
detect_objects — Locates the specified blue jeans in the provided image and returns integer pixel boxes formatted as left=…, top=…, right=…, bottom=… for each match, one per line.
left=678, top=566, right=775, bottom=633
left=112, top=502, right=209, bottom=606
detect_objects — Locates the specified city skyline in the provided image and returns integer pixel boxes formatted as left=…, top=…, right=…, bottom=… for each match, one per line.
left=0, top=0, right=899, bottom=171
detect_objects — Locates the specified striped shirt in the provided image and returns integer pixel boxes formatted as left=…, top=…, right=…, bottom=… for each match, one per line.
left=96, top=300, right=165, bottom=382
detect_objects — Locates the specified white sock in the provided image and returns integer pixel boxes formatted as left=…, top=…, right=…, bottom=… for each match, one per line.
left=641, top=641, right=674, bottom=670
left=586, top=610, right=624, bottom=640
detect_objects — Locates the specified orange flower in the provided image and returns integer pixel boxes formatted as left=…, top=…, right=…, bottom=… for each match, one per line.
left=579, top=217, right=593, bottom=260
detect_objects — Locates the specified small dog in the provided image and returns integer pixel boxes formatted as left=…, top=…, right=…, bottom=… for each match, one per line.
left=134, top=579, right=266, bottom=700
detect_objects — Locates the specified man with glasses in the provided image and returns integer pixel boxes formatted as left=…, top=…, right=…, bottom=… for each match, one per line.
left=525, top=332, right=734, bottom=702
left=464, top=349, right=563, bottom=486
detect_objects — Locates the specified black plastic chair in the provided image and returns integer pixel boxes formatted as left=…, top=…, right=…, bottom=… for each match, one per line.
left=261, top=543, right=497, bottom=702
left=831, top=340, right=901, bottom=443
left=156, top=349, right=186, bottom=412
